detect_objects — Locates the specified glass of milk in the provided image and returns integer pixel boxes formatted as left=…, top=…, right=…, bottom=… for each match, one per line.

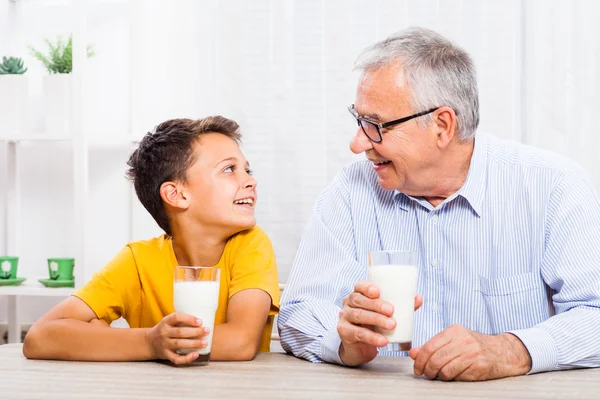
left=368, top=251, right=418, bottom=352
left=173, top=266, right=220, bottom=362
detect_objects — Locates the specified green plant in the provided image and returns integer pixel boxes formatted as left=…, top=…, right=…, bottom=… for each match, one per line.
left=0, top=56, right=27, bottom=74
left=28, top=35, right=94, bottom=74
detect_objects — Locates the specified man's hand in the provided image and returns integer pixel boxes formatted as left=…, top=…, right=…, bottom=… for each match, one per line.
left=145, top=312, right=210, bottom=365
left=337, top=280, right=423, bottom=366
left=409, top=324, right=532, bottom=381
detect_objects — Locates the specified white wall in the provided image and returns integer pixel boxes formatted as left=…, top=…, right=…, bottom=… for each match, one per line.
left=1, top=0, right=599, bottom=324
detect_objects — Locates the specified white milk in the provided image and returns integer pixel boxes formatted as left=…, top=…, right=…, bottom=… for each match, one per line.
left=368, top=264, right=418, bottom=344
left=173, top=281, right=220, bottom=355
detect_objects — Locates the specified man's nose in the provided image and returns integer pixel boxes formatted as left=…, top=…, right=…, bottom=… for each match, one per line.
left=349, top=127, right=374, bottom=154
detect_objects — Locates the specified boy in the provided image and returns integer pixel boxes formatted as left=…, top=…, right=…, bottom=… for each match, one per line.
left=23, top=116, right=279, bottom=364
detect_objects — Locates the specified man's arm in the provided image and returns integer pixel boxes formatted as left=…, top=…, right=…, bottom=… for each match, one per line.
left=509, top=166, right=600, bottom=373
left=409, top=166, right=600, bottom=380
left=278, top=168, right=362, bottom=364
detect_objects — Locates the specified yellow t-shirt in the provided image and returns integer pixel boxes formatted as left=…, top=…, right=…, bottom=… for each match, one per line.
left=74, top=226, right=279, bottom=352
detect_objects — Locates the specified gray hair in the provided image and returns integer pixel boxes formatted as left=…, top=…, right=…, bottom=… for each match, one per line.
left=354, top=27, right=479, bottom=141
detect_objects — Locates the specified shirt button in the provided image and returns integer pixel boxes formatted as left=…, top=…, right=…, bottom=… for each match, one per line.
left=431, top=215, right=439, bottom=224
left=431, top=259, right=438, bottom=267
left=431, top=303, right=438, bottom=312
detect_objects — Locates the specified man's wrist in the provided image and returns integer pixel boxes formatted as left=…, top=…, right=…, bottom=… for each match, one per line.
left=338, top=342, right=353, bottom=366
left=338, top=342, right=363, bottom=367
left=338, top=341, right=378, bottom=367
left=500, top=333, right=532, bottom=375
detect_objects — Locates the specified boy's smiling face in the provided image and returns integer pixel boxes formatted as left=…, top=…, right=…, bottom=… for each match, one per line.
left=178, top=133, right=257, bottom=235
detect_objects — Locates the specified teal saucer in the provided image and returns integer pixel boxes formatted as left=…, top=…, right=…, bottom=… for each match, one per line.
left=0, top=277, right=26, bottom=286
left=38, top=278, right=74, bottom=288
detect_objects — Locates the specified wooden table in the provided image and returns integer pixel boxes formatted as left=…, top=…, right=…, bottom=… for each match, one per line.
left=0, top=344, right=598, bottom=399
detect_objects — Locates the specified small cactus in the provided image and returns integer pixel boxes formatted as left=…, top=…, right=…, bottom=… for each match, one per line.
left=0, top=56, right=28, bottom=75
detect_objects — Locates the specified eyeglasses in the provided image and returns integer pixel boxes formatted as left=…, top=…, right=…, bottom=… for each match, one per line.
left=348, top=105, right=440, bottom=143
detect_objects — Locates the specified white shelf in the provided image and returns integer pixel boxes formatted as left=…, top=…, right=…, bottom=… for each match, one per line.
left=0, top=281, right=75, bottom=297
left=0, top=135, right=139, bottom=147
left=89, top=136, right=140, bottom=147
left=0, top=136, right=71, bottom=143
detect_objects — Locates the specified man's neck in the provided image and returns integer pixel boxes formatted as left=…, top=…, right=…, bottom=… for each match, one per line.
left=409, top=139, right=475, bottom=208
left=170, top=223, right=227, bottom=267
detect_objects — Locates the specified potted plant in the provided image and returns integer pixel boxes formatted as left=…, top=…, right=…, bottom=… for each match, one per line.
left=0, top=56, right=28, bottom=137
left=29, top=35, right=94, bottom=136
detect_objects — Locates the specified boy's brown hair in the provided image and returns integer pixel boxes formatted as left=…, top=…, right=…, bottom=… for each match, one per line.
left=127, top=116, right=241, bottom=236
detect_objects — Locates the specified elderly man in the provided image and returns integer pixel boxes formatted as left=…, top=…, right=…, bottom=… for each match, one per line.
left=278, top=27, right=600, bottom=381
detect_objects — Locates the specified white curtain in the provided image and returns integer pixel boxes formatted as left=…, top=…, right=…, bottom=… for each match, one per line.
left=143, top=0, right=597, bottom=280
left=1, top=0, right=599, bottom=285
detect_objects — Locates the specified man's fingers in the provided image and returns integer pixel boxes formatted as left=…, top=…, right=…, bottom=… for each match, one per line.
left=437, top=356, right=471, bottom=381
left=342, top=306, right=395, bottom=331
left=409, top=346, right=421, bottom=360
left=422, top=346, right=461, bottom=380
left=414, top=294, right=423, bottom=311
left=354, top=280, right=380, bottom=299
left=338, top=321, right=387, bottom=347
left=413, top=333, right=453, bottom=376
left=347, top=292, right=394, bottom=317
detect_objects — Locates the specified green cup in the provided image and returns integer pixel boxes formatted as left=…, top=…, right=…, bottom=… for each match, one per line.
left=0, top=256, right=19, bottom=280
left=47, top=258, right=75, bottom=281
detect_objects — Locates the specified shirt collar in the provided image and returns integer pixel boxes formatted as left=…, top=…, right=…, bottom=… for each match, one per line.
left=393, top=132, right=488, bottom=216
left=453, top=132, right=488, bottom=217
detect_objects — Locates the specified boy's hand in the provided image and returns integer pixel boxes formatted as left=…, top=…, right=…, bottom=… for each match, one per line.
left=145, top=312, right=210, bottom=365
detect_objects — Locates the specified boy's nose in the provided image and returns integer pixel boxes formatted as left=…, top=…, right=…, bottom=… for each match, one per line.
left=244, top=175, right=257, bottom=189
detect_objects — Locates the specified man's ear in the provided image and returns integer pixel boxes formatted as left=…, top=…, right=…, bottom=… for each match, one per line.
left=160, top=181, right=190, bottom=210
left=434, top=106, right=458, bottom=149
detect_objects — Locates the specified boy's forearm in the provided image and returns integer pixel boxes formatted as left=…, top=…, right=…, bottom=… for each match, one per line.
left=210, top=323, right=260, bottom=361
left=23, top=319, right=153, bottom=361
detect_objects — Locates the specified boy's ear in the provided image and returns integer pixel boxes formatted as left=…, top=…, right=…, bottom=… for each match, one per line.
left=160, top=181, right=190, bottom=210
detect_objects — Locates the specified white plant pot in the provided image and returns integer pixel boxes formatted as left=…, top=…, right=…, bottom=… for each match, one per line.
left=0, top=75, right=29, bottom=137
left=43, top=74, right=72, bottom=137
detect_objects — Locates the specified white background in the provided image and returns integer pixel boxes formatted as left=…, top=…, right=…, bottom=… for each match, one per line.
left=1, top=0, right=599, bottom=324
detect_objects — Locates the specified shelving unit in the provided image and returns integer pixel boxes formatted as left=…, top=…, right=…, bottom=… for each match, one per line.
left=0, top=0, right=118, bottom=343
left=0, top=133, right=138, bottom=344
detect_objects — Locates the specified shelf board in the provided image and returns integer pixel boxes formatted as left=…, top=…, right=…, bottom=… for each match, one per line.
left=0, top=281, right=75, bottom=296
left=0, top=136, right=139, bottom=147
left=0, top=136, right=71, bottom=143
left=89, top=136, right=140, bottom=148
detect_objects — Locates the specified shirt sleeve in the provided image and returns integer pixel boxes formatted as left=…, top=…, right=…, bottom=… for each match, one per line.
left=73, top=245, right=142, bottom=325
left=278, top=168, right=364, bottom=365
left=228, top=227, right=280, bottom=315
left=509, top=166, right=600, bottom=373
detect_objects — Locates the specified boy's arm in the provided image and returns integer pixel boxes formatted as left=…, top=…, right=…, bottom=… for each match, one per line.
left=23, top=295, right=207, bottom=363
left=23, top=244, right=208, bottom=364
left=210, top=288, right=272, bottom=361
left=22, top=296, right=153, bottom=361
left=211, top=227, right=280, bottom=361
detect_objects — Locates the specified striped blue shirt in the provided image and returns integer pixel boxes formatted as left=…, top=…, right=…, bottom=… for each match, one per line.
left=278, top=132, right=600, bottom=374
